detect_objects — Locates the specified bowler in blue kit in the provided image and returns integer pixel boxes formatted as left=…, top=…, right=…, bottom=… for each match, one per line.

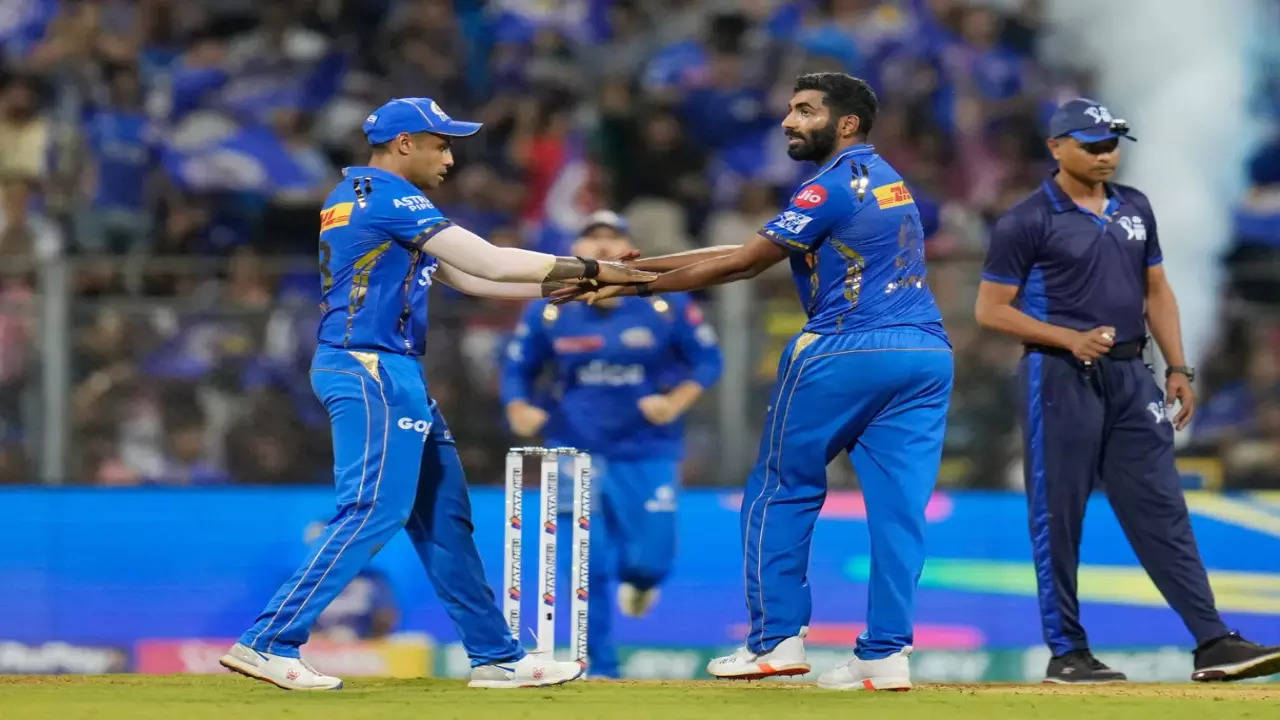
left=555, top=73, right=953, bottom=691
left=976, top=98, right=1280, bottom=683
left=217, top=97, right=656, bottom=691
left=500, top=211, right=722, bottom=677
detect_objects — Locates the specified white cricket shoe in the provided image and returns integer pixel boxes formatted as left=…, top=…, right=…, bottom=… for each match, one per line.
left=816, top=647, right=913, bottom=691
left=617, top=582, right=661, bottom=618
left=707, top=635, right=810, bottom=679
left=468, top=651, right=586, bottom=689
left=219, top=642, right=343, bottom=690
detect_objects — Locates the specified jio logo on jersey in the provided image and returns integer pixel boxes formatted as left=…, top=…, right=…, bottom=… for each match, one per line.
left=794, top=184, right=827, bottom=208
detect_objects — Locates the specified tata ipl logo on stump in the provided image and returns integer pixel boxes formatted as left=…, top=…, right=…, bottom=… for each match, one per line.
left=502, top=447, right=591, bottom=663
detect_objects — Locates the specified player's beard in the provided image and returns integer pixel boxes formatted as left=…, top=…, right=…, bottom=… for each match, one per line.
left=786, top=120, right=838, bottom=162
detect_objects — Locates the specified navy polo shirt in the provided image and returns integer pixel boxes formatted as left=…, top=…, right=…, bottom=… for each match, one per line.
left=982, top=173, right=1164, bottom=344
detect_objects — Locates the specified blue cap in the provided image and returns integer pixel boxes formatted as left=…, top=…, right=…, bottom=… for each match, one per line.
left=362, top=97, right=482, bottom=144
left=1048, top=98, right=1136, bottom=143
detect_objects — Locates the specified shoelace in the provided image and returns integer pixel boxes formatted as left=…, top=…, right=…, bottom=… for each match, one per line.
left=299, top=658, right=323, bottom=675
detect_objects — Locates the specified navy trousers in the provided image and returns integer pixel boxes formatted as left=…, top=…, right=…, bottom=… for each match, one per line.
left=1019, top=350, right=1228, bottom=655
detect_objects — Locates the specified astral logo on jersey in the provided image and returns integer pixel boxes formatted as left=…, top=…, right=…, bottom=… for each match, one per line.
left=794, top=184, right=827, bottom=208
left=394, top=195, right=434, bottom=212
left=320, top=202, right=354, bottom=232
left=873, top=182, right=914, bottom=209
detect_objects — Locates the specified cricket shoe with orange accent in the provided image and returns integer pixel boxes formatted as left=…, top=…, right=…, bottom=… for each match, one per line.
left=707, top=635, right=810, bottom=679
left=816, top=647, right=912, bottom=691
left=219, top=643, right=343, bottom=690
left=468, top=652, right=586, bottom=689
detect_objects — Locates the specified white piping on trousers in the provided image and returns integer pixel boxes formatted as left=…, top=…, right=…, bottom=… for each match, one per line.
left=750, top=344, right=952, bottom=650
left=269, top=367, right=391, bottom=650
left=248, top=367, right=371, bottom=650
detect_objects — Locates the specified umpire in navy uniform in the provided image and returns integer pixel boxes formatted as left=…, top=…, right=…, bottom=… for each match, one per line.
left=975, top=98, right=1280, bottom=683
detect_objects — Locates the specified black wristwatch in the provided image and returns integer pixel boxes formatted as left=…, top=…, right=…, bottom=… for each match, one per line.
left=1165, top=365, right=1195, bottom=382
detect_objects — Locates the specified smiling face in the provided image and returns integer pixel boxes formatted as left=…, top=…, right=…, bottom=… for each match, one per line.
left=1048, top=135, right=1121, bottom=184
left=780, top=88, right=859, bottom=163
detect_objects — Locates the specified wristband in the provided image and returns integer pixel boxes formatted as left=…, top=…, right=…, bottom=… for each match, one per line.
left=577, top=256, right=600, bottom=279
left=636, top=283, right=654, bottom=297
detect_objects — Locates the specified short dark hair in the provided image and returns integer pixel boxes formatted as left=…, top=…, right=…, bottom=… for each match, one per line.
left=793, top=72, right=878, bottom=138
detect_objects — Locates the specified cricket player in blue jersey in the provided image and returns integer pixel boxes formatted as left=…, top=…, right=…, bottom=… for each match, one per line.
left=218, top=97, right=655, bottom=691
left=500, top=210, right=723, bottom=677
left=556, top=73, right=952, bottom=690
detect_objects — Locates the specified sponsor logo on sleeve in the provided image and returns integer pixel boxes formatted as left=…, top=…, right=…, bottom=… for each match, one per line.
left=393, top=195, right=435, bottom=212
left=873, top=182, right=914, bottom=209
left=320, top=202, right=354, bottom=232
left=775, top=210, right=814, bottom=235
left=794, top=184, right=827, bottom=208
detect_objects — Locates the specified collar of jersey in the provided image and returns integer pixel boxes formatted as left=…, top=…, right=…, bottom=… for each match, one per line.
left=801, top=143, right=875, bottom=186
left=342, top=165, right=409, bottom=185
left=1042, top=170, right=1123, bottom=215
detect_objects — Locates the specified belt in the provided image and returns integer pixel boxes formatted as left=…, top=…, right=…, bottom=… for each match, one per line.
left=1024, top=338, right=1146, bottom=361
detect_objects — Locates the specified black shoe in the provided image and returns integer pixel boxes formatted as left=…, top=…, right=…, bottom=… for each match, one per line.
left=1192, top=632, right=1280, bottom=682
left=1044, top=650, right=1127, bottom=684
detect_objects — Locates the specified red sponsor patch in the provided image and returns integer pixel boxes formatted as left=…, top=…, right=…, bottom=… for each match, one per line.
left=794, top=184, right=827, bottom=209
left=553, top=335, right=606, bottom=353
left=685, top=302, right=704, bottom=325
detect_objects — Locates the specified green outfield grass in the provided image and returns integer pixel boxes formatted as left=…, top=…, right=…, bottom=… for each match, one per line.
left=3, top=675, right=1278, bottom=720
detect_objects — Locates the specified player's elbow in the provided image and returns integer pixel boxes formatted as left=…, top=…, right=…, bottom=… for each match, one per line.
left=974, top=298, right=999, bottom=330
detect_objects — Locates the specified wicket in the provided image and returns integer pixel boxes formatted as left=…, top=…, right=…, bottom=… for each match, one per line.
left=503, top=447, right=591, bottom=664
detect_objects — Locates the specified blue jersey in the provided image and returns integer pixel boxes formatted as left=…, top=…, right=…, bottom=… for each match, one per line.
left=982, top=174, right=1163, bottom=344
left=760, top=144, right=944, bottom=335
left=315, top=166, right=453, bottom=355
left=500, top=295, right=722, bottom=460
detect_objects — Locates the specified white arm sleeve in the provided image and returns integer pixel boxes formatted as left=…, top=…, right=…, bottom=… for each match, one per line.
left=420, top=225, right=558, bottom=283
left=434, top=261, right=546, bottom=299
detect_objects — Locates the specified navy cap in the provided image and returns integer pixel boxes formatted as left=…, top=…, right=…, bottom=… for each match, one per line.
left=1048, top=98, right=1136, bottom=143
left=362, top=97, right=482, bottom=145
left=578, top=209, right=630, bottom=237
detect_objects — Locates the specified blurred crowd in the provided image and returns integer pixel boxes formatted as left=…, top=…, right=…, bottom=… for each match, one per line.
left=0, top=0, right=1275, bottom=488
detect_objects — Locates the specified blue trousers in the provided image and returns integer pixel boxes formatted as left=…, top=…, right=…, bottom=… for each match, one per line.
left=239, top=347, right=521, bottom=665
left=556, top=456, right=679, bottom=678
left=741, top=327, right=953, bottom=660
left=1020, top=351, right=1227, bottom=655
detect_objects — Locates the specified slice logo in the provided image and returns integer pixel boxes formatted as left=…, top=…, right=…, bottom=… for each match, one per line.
left=794, top=184, right=827, bottom=208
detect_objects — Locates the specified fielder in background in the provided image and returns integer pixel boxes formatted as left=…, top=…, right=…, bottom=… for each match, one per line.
left=554, top=72, right=953, bottom=691
left=975, top=98, right=1280, bottom=683
left=501, top=210, right=723, bottom=678
left=219, top=96, right=654, bottom=691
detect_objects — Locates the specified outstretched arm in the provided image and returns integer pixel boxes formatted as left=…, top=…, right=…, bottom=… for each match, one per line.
left=422, top=225, right=656, bottom=285
left=629, top=245, right=743, bottom=272
left=558, top=235, right=786, bottom=303
left=434, top=261, right=568, bottom=299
